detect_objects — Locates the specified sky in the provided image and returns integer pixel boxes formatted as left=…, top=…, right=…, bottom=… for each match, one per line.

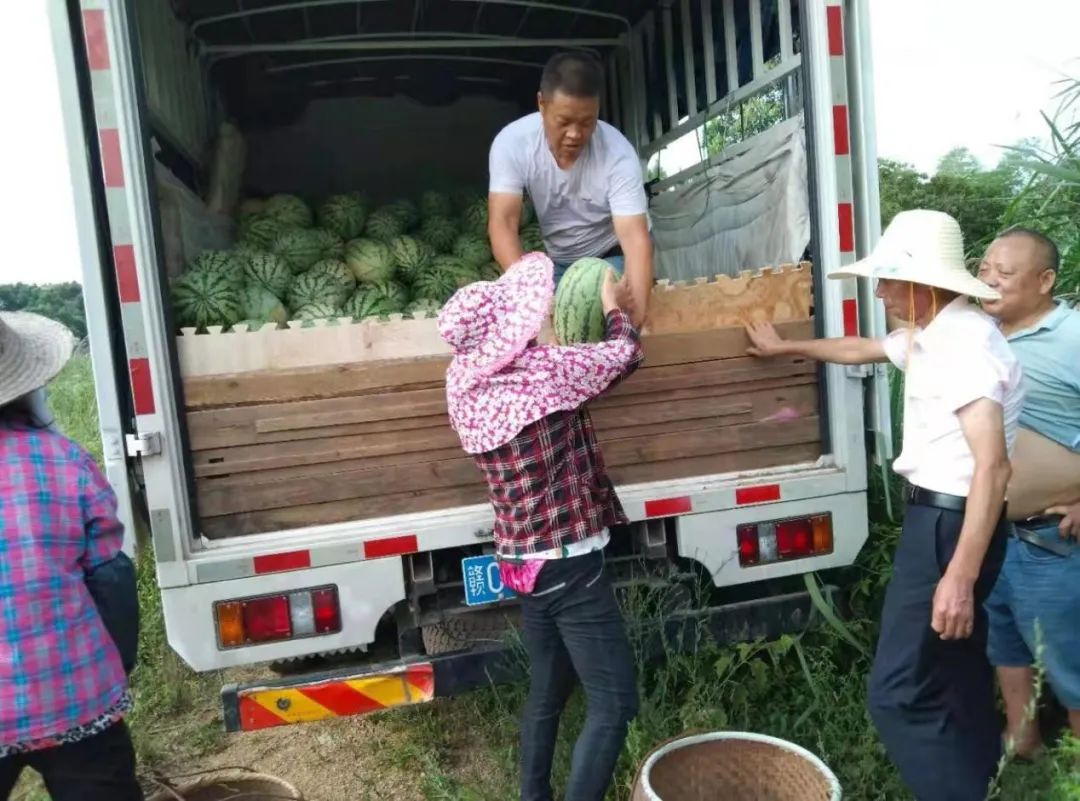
left=1, top=1, right=1077, bottom=286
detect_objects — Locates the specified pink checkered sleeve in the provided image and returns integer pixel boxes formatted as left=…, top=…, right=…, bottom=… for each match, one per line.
left=78, top=451, right=125, bottom=571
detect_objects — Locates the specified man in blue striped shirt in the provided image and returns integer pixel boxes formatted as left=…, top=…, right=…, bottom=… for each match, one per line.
left=978, top=228, right=1080, bottom=758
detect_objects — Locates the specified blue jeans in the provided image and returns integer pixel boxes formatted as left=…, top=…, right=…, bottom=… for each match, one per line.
left=986, top=526, right=1080, bottom=709
left=868, top=502, right=1006, bottom=801
left=518, top=550, right=638, bottom=801
left=553, top=255, right=625, bottom=288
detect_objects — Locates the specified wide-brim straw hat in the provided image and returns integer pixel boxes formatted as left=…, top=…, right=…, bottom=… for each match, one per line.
left=0, top=311, right=76, bottom=407
left=828, top=209, right=1000, bottom=301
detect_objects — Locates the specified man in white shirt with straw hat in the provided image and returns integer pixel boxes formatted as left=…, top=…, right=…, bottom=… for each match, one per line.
left=745, top=209, right=1024, bottom=801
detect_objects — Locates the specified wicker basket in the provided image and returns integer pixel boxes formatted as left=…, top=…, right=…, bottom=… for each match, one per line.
left=148, top=769, right=303, bottom=801
left=630, top=731, right=841, bottom=801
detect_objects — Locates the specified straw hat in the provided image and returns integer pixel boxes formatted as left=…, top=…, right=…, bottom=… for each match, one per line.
left=0, top=311, right=76, bottom=408
left=829, top=209, right=1000, bottom=300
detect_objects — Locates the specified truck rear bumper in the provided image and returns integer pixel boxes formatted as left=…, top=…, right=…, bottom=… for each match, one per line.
left=222, top=585, right=837, bottom=732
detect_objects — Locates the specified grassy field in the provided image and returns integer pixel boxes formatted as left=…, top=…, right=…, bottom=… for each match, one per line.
left=13, top=353, right=1079, bottom=800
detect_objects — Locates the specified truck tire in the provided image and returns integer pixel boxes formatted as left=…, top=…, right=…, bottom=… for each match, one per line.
left=421, top=608, right=520, bottom=655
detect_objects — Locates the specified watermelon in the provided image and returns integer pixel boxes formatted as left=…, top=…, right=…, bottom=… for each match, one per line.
left=345, top=238, right=396, bottom=283
left=293, top=300, right=344, bottom=322
left=346, top=282, right=408, bottom=320
left=288, top=270, right=350, bottom=310
left=172, top=269, right=242, bottom=329
left=432, top=255, right=479, bottom=289
left=238, top=214, right=282, bottom=250
left=238, top=197, right=266, bottom=220
left=479, top=261, right=503, bottom=282
left=188, top=251, right=244, bottom=289
left=386, top=198, right=420, bottom=229
left=520, top=196, right=535, bottom=227
left=312, top=228, right=346, bottom=260
left=418, top=216, right=458, bottom=252
left=460, top=198, right=488, bottom=238
left=411, top=268, right=460, bottom=304
left=318, top=194, right=368, bottom=240
left=389, top=235, right=434, bottom=284
left=264, top=194, right=313, bottom=228
left=241, top=284, right=290, bottom=325
left=243, top=252, right=292, bottom=298
left=231, top=242, right=265, bottom=266
left=366, top=208, right=407, bottom=241
left=520, top=223, right=545, bottom=253
left=452, top=187, right=484, bottom=213
left=272, top=228, right=331, bottom=274
left=452, top=233, right=492, bottom=268
left=307, top=259, right=356, bottom=297
left=553, top=257, right=610, bottom=344
left=404, top=298, right=442, bottom=318
left=419, top=190, right=453, bottom=220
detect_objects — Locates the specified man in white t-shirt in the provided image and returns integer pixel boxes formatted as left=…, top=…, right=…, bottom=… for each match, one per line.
left=487, top=51, right=653, bottom=327
left=744, top=210, right=1024, bottom=801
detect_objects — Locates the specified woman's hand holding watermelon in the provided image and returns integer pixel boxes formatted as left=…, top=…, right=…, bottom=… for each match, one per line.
left=601, top=267, right=632, bottom=316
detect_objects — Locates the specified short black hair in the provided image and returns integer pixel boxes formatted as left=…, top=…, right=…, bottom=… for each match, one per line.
left=998, top=226, right=1060, bottom=272
left=539, top=51, right=604, bottom=99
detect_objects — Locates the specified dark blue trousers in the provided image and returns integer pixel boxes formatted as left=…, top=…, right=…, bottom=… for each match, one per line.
left=869, top=503, right=1007, bottom=801
left=518, top=550, right=638, bottom=801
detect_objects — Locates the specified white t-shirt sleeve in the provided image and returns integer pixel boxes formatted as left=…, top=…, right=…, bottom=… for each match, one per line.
left=607, top=144, right=648, bottom=217
left=488, top=126, right=525, bottom=195
left=882, top=329, right=912, bottom=371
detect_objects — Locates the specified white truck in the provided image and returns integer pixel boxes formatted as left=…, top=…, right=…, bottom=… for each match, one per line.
left=48, top=0, right=891, bottom=732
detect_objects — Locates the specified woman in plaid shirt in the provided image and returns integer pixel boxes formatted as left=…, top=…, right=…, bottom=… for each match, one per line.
left=439, top=253, right=644, bottom=801
left=0, top=312, right=143, bottom=801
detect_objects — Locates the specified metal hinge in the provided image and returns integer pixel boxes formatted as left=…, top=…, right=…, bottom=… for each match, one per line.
left=125, top=432, right=162, bottom=458
left=845, top=364, right=874, bottom=379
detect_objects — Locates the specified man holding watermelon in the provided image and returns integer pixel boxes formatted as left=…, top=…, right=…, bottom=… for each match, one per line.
left=488, top=51, right=654, bottom=328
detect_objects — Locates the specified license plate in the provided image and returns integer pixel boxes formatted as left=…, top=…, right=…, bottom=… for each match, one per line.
left=461, top=555, right=516, bottom=607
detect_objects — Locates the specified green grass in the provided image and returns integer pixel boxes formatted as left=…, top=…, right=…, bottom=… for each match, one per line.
left=33, top=354, right=1080, bottom=801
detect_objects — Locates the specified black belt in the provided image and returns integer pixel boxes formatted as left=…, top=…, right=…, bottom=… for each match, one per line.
left=903, top=485, right=967, bottom=512
left=1013, top=515, right=1072, bottom=557
left=601, top=243, right=623, bottom=259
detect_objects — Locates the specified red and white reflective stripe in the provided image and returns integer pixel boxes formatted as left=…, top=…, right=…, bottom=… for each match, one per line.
left=826, top=1, right=858, bottom=336
left=80, top=2, right=156, bottom=418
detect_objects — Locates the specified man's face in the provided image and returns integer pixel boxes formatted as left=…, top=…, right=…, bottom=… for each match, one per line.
left=977, top=237, right=1055, bottom=323
left=875, top=278, right=923, bottom=322
left=537, top=90, right=599, bottom=165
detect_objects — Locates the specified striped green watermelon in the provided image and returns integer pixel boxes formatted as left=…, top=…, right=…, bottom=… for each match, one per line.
left=411, top=268, right=460, bottom=304
left=272, top=228, right=330, bottom=274
left=288, top=270, right=349, bottom=310
left=432, top=255, right=480, bottom=289
left=172, top=269, right=242, bottom=329
left=307, top=259, right=356, bottom=297
left=452, top=188, right=484, bottom=213
left=366, top=208, right=407, bottom=242
left=452, top=233, right=492, bottom=267
left=345, top=238, right=396, bottom=283
left=241, top=284, right=290, bottom=325
left=312, top=228, right=346, bottom=261
left=243, top=252, right=292, bottom=298
left=419, top=190, right=453, bottom=220
left=317, top=194, right=368, bottom=240
left=389, top=235, right=434, bottom=284
left=478, top=261, right=503, bottom=282
left=553, top=257, right=610, bottom=344
left=238, top=214, right=282, bottom=250
left=345, top=282, right=408, bottom=320
left=386, top=198, right=419, bottom=229
left=188, top=251, right=244, bottom=290
left=520, top=223, right=545, bottom=253
left=460, top=198, right=488, bottom=237
left=404, top=298, right=442, bottom=318
left=418, top=216, right=458, bottom=252
left=293, top=300, right=344, bottom=322
left=264, top=194, right=313, bottom=228
left=231, top=242, right=265, bottom=266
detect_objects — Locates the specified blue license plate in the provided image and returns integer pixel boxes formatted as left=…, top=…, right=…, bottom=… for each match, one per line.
left=461, top=555, right=516, bottom=607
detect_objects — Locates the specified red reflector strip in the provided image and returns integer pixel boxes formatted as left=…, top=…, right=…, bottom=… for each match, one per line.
left=100, top=128, right=124, bottom=188
left=363, top=535, right=418, bottom=559
left=114, top=245, right=139, bottom=303
left=253, top=550, right=312, bottom=575
left=842, top=298, right=859, bottom=337
left=238, top=696, right=289, bottom=731
left=644, top=497, right=692, bottom=518
left=736, top=484, right=781, bottom=505
left=826, top=6, right=844, bottom=56
left=129, top=358, right=155, bottom=415
left=832, top=105, right=850, bottom=155
left=83, top=9, right=110, bottom=71
left=837, top=202, right=855, bottom=253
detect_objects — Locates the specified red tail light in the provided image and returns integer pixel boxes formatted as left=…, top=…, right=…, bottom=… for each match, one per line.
left=737, top=513, right=833, bottom=567
left=214, top=585, right=342, bottom=649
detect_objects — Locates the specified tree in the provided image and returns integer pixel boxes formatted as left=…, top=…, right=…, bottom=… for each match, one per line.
left=703, top=84, right=786, bottom=156
left=0, top=282, right=87, bottom=340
